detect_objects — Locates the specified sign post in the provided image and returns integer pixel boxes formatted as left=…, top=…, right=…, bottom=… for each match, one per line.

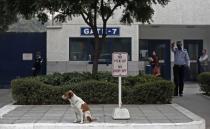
left=112, top=52, right=130, bottom=120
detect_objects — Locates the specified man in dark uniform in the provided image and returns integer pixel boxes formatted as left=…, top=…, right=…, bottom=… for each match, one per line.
left=171, top=41, right=190, bottom=96
left=32, top=53, right=43, bottom=76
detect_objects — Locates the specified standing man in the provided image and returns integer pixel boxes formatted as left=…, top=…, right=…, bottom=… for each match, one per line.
left=172, top=41, right=190, bottom=96
left=32, top=52, right=43, bottom=76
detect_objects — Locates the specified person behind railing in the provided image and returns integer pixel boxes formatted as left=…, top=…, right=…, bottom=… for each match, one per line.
left=149, top=51, right=160, bottom=77
left=198, top=49, right=208, bottom=73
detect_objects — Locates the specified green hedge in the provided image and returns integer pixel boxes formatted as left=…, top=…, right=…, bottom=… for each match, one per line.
left=11, top=72, right=174, bottom=105
left=132, top=80, right=174, bottom=104
left=197, top=72, right=210, bottom=95
left=34, top=72, right=118, bottom=86
left=124, top=74, right=162, bottom=87
left=68, top=80, right=118, bottom=104
left=11, top=78, right=68, bottom=105
left=34, top=72, right=161, bottom=86
left=11, top=78, right=118, bottom=105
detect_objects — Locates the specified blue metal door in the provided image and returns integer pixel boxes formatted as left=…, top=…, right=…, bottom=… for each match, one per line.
left=140, top=39, right=171, bottom=80
left=184, top=40, right=203, bottom=81
left=0, top=32, right=46, bottom=88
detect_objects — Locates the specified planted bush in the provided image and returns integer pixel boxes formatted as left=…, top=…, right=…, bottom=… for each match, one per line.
left=11, top=72, right=174, bottom=104
left=34, top=72, right=117, bottom=86
left=34, top=73, right=65, bottom=86
left=124, top=74, right=162, bottom=87
left=11, top=78, right=68, bottom=104
left=11, top=79, right=118, bottom=104
left=132, top=80, right=174, bottom=104
left=69, top=80, right=118, bottom=104
left=197, top=72, right=210, bottom=95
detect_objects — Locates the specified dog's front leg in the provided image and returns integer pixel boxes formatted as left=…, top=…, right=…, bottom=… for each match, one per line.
left=73, top=108, right=81, bottom=123
left=73, top=112, right=80, bottom=123
left=79, top=110, right=84, bottom=124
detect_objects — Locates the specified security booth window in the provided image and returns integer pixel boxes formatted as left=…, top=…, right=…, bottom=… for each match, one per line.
left=139, top=40, right=149, bottom=61
left=139, top=40, right=165, bottom=61
left=69, top=38, right=92, bottom=61
left=69, top=38, right=131, bottom=63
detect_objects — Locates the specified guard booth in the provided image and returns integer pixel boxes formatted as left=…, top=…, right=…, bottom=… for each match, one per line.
left=0, top=32, right=46, bottom=88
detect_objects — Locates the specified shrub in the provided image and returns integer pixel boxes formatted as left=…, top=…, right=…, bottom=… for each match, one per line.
left=197, top=72, right=210, bottom=95
left=11, top=78, right=68, bottom=104
left=124, top=74, right=162, bottom=87
left=11, top=79, right=118, bottom=104
left=69, top=80, right=118, bottom=104
left=35, top=72, right=117, bottom=86
left=11, top=73, right=174, bottom=104
left=34, top=73, right=65, bottom=86
left=34, top=72, right=160, bottom=86
left=132, top=80, right=174, bottom=104
left=62, top=72, right=88, bottom=85
left=90, top=72, right=118, bottom=83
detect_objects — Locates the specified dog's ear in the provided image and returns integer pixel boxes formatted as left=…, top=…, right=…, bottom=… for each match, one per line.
left=68, top=90, right=74, bottom=98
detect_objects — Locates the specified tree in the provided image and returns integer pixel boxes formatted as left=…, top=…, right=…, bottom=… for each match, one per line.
left=6, top=0, right=169, bottom=74
left=0, top=0, right=18, bottom=32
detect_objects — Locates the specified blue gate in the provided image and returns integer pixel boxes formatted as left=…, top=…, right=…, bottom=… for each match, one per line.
left=0, top=32, right=46, bottom=88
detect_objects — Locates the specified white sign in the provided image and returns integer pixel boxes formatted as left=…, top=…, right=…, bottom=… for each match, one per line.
left=22, top=53, right=33, bottom=61
left=112, top=52, right=128, bottom=77
left=112, top=52, right=130, bottom=119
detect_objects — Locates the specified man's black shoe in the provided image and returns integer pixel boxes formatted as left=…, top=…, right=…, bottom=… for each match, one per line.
left=179, top=94, right=183, bottom=97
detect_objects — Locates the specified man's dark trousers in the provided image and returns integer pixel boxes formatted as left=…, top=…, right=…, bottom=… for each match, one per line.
left=173, top=65, right=185, bottom=96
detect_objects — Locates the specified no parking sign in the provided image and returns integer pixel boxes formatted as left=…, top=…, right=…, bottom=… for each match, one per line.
left=112, top=52, right=130, bottom=120
left=112, top=52, right=128, bottom=77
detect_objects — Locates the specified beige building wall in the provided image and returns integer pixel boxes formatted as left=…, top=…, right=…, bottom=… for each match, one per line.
left=47, top=0, right=210, bottom=76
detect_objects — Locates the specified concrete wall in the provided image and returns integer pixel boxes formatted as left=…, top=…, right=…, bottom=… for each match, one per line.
left=47, top=25, right=210, bottom=76
left=47, top=24, right=139, bottom=74
left=47, top=0, right=210, bottom=76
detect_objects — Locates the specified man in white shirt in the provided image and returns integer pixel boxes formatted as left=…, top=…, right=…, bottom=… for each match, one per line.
left=171, top=41, right=190, bottom=97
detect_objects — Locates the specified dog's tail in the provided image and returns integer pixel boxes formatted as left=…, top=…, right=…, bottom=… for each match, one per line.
left=87, top=116, right=97, bottom=122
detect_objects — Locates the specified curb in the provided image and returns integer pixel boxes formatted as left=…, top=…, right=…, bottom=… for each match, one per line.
left=172, top=104, right=205, bottom=129
left=197, top=93, right=210, bottom=100
left=0, top=121, right=205, bottom=129
left=0, top=103, right=20, bottom=119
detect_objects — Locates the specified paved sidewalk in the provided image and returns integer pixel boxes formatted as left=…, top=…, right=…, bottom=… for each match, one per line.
left=0, top=104, right=192, bottom=124
left=0, top=89, right=13, bottom=108
left=173, top=82, right=210, bottom=129
left=0, top=84, right=206, bottom=129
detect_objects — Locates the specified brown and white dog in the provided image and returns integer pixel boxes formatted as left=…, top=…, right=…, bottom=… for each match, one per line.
left=62, top=90, right=94, bottom=123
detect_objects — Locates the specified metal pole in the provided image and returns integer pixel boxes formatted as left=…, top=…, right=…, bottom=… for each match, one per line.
left=118, top=76, right=122, bottom=108
left=51, top=13, right=54, bottom=26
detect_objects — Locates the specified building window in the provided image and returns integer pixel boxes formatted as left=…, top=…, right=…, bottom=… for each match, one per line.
left=139, top=40, right=168, bottom=61
left=69, top=38, right=92, bottom=61
left=139, top=40, right=149, bottom=61
left=69, top=38, right=131, bottom=62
